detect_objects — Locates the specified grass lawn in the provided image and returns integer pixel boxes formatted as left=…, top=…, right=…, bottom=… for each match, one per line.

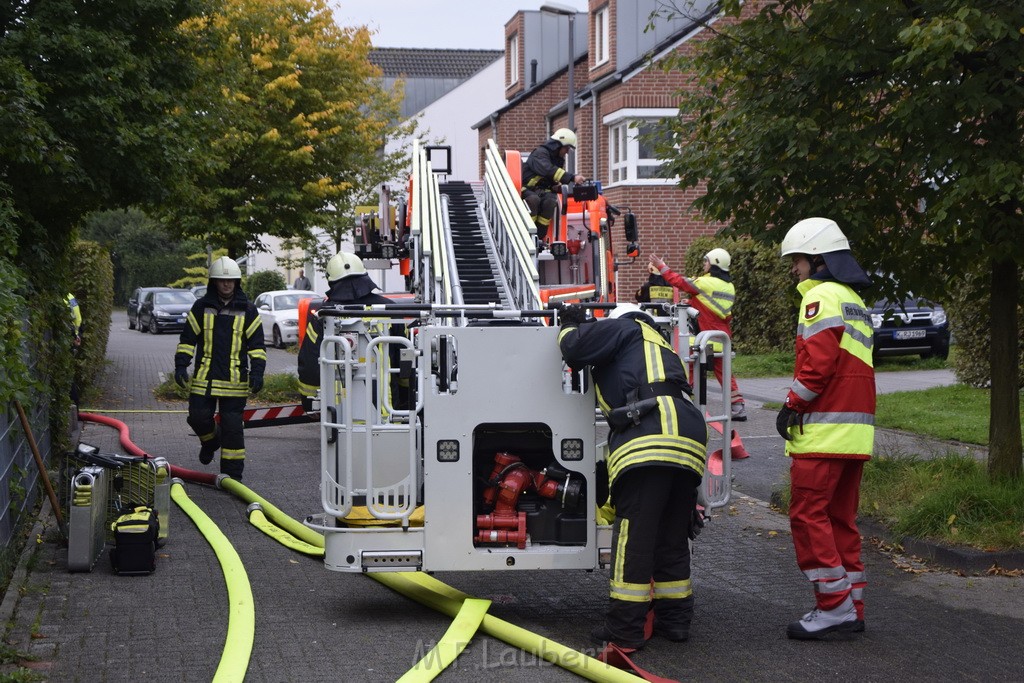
left=732, top=346, right=957, bottom=379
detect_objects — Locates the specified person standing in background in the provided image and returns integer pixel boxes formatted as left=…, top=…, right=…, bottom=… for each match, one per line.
left=293, top=269, right=312, bottom=291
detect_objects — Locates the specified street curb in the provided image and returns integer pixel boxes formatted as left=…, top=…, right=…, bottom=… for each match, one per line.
left=768, top=489, right=1024, bottom=573
left=858, top=518, right=1024, bottom=573
left=0, top=499, right=53, bottom=633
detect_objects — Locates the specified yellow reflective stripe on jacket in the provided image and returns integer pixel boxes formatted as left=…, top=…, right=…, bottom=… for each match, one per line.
left=176, top=342, right=196, bottom=357
left=693, top=275, right=734, bottom=320
left=607, top=433, right=706, bottom=482
left=787, top=419, right=874, bottom=456
left=639, top=320, right=669, bottom=382
left=230, top=313, right=243, bottom=384
left=190, top=380, right=249, bottom=397
left=196, top=308, right=216, bottom=383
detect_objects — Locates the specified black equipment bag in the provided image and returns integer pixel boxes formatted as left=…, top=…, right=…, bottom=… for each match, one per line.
left=110, top=506, right=158, bottom=575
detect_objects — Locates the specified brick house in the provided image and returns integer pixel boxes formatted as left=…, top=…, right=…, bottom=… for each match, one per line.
left=476, top=0, right=724, bottom=299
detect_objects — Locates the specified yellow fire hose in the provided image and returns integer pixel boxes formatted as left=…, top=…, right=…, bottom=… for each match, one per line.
left=170, top=480, right=254, bottom=683
left=220, top=479, right=641, bottom=682
left=245, top=503, right=324, bottom=557
left=376, top=572, right=642, bottom=683
left=397, top=598, right=491, bottom=683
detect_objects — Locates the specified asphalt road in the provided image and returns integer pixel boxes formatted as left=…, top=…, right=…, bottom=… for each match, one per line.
left=1, top=314, right=1019, bottom=682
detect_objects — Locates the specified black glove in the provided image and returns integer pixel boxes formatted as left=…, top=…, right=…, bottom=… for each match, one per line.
left=249, top=373, right=264, bottom=395
left=776, top=405, right=800, bottom=441
left=174, top=366, right=189, bottom=388
left=559, top=304, right=588, bottom=326
left=688, top=505, right=706, bottom=540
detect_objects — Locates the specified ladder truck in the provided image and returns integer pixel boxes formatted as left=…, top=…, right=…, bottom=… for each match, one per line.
left=304, top=140, right=735, bottom=573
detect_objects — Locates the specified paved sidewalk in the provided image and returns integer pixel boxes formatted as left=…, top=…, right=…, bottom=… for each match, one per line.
left=1, top=324, right=1021, bottom=682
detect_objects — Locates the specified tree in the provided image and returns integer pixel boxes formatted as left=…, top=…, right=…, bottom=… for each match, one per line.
left=171, top=0, right=416, bottom=256
left=654, top=0, right=1023, bottom=478
left=1, top=0, right=205, bottom=257
left=81, top=209, right=200, bottom=303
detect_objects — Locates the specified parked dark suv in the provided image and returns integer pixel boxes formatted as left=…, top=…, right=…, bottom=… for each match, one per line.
left=138, top=289, right=196, bottom=335
left=870, top=297, right=950, bottom=360
left=128, top=286, right=176, bottom=330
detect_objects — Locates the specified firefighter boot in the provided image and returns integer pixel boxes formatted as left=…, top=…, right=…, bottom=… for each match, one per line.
left=653, top=595, right=694, bottom=642
left=220, top=458, right=244, bottom=481
left=787, top=598, right=858, bottom=640
left=198, top=427, right=221, bottom=465
left=590, top=624, right=645, bottom=652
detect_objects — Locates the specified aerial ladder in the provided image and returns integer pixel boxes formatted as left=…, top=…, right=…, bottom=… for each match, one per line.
left=305, top=140, right=735, bottom=573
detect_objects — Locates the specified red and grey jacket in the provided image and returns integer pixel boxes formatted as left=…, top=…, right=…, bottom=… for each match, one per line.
left=785, top=278, right=875, bottom=460
left=558, top=317, right=707, bottom=491
left=660, top=266, right=735, bottom=349
left=175, top=290, right=266, bottom=398
left=521, top=138, right=571, bottom=193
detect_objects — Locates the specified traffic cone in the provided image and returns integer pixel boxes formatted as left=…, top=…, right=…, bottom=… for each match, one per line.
left=707, top=449, right=724, bottom=476
left=730, top=429, right=750, bottom=460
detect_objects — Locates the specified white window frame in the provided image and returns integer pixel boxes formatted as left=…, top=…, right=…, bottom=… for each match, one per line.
left=603, top=109, right=678, bottom=186
left=507, top=33, right=519, bottom=86
left=594, top=6, right=610, bottom=67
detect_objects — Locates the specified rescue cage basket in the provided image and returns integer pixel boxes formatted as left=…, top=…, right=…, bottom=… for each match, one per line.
left=318, top=318, right=419, bottom=525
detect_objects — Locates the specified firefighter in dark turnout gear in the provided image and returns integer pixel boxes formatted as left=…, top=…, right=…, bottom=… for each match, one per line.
left=297, top=252, right=395, bottom=409
left=175, top=256, right=266, bottom=480
left=521, top=128, right=585, bottom=247
left=558, top=303, right=707, bottom=651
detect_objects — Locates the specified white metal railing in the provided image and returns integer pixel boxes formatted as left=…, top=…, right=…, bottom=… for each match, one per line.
left=483, top=139, right=541, bottom=310
left=319, top=317, right=418, bottom=526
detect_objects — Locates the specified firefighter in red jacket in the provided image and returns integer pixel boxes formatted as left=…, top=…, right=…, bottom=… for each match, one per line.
left=174, top=257, right=266, bottom=481
left=558, top=303, right=707, bottom=651
left=649, top=248, right=747, bottom=420
left=521, top=128, right=585, bottom=248
left=777, top=217, right=874, bottom=639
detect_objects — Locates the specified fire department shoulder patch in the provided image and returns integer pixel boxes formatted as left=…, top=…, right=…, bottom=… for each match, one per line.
left=804, top=301, right=820, bottom=319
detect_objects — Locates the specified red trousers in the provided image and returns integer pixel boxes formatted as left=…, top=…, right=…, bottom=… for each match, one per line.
left=688, top=356, right=743, bottom=405
left=789, top=458, right=865, bottom=613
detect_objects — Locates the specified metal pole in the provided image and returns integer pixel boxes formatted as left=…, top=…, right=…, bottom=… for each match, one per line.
left=567, top=12, right=575, bottom=174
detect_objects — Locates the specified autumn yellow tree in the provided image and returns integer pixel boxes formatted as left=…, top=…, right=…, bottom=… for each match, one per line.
left=172, top=0, right=414, bottom=254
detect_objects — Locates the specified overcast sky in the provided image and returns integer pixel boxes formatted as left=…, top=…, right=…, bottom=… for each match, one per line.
left=330, top=0, right=590, bottom=50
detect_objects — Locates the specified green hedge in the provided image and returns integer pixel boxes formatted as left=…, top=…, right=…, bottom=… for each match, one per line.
left=0, top=193, right=30, bottom=407
left=243, top=270, right=286, bottom=301
left=684, top=236, right=796, bottom=355
left=71, top=240, right=114, bottom=398
left=946, top=269, right=1023, bottom=389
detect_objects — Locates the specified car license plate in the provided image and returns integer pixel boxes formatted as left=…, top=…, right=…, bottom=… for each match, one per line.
left=894, top=329, right=926, bottom=340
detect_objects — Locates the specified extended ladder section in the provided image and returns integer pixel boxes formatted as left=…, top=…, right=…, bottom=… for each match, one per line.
left=408, top=140, right=541, bottom=313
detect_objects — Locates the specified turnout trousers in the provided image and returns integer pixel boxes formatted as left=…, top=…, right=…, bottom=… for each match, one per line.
left=521, top=189, right=559, bottom=242
left=187, top=394, right=247, bottom=479
left=789, top=458, right=866, bottom=617
left=606, top=466, right=700, bottom=644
